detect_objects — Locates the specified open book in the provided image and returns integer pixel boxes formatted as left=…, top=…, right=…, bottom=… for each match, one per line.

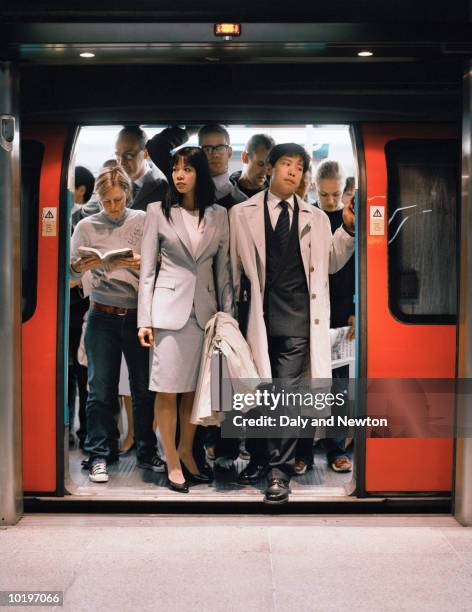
left=78, top=246, right=134, bottom=264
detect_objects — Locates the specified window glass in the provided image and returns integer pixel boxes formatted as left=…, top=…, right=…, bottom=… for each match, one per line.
left=21, top=139, right=44, bottom=323
left=386, top=139, right=459, bottom=323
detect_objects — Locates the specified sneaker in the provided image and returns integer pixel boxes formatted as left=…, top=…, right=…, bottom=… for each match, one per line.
left=294, top=459, right=313, bottom=475
left=89, top=458, right=109, bottom=483
left=137, top=453, right=166, bottom=473
left=330, top=456, right=353, bottom=473
left=82, top=455, right=119, bottom=470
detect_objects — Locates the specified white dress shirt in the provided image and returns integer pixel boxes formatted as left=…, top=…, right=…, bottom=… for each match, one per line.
left=180, top=207, right=204, bottom=256
left=266, top=191, right=295, bottom=230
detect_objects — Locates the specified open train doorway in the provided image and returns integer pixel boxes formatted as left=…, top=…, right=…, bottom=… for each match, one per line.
left=65, top=122, right=358, bottom=501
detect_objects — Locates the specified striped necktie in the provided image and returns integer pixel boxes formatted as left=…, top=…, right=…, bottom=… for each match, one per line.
left=274, top=200, right=290, bottom=251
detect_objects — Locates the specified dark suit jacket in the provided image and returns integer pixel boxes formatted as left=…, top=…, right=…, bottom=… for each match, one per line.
left=145, top=126, right=189, bottom=183
left=131, top=171, right=168, bottom=212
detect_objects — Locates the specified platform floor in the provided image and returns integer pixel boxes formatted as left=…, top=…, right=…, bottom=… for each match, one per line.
left=0, top=515, right=471, bottom=611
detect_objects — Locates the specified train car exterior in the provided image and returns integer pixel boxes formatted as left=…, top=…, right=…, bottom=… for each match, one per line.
left=18, top=120, right=460, bottom=502
left=1, top=9, right=472, bottom=523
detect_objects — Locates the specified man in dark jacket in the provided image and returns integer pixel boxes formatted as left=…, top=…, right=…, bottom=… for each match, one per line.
left=77, top=125, right=187, bottom=220
left=230, top=133, right=275, bottom=198
left=115, top=125, right=168, bottom=211
left=145, top=125, right=189, bottom=183
left=198, top=124, right=247, bottom=209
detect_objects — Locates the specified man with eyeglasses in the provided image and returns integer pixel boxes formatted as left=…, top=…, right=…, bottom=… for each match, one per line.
left=198, top=124, right=246, bottom=210
left=114, top=125, right=168, bottom=212
left=77, top=125, right=187, bottom=221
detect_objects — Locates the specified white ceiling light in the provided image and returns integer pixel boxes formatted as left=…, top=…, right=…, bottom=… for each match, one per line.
left=80, top=52, right=95, bottom=58
left=358, top=50, right=373, bottom=57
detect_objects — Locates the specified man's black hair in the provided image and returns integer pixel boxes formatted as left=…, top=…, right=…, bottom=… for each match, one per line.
left=74, top=166, right=95, bottom=203
left=198, top=124, right=230, bottom=145
left=267, top=143, right=311, bottom=174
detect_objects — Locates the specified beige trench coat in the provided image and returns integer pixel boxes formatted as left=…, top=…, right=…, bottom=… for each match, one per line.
left=229, top=191, right=355, bottom=382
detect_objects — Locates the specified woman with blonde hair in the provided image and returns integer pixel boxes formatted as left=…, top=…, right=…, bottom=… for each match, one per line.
left=70, top=166, right=164, bottom=483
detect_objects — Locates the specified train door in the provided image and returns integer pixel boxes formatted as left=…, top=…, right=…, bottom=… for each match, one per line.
left=359, top=123, right=459, bottom=495
left=21, top=124, right=72, bottom=494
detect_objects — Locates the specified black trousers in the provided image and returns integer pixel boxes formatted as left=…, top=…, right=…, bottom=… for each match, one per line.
left=247, top=335, right=309, bottom=480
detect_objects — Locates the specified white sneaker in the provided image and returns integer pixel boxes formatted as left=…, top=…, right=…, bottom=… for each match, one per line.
left=89, top=459, right=109, bottom=483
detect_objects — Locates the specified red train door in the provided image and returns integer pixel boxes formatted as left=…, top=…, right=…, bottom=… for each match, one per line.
left=22, top=124, right=71, bottom=493
left=360, top=123, right=458, bottom=493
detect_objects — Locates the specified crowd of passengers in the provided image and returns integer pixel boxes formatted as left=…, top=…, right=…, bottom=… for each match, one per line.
left=69, top=124, right=355, bottom=505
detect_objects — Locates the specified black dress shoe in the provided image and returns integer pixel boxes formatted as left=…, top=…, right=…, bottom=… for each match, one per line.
left=180, top=460, right=212, bottom=484
left=238, top=462, right=266, bottom=485
left=264, top=478, right=291, bottom=505
left=166, top=478, right=189, bottom=493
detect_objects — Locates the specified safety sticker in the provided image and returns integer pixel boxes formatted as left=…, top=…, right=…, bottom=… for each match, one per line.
left=42, top=207, right=57, bottom=236
left=370, top=205, right=385, bottom=236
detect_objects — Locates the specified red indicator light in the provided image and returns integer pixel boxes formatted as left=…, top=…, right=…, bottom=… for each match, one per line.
left=214, top=23, right=241, bottom=37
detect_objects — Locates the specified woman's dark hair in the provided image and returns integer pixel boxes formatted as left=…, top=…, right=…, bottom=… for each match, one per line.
left=162, top=146, right=216, bottom=222
left=344, top=176, right=355, bottom=193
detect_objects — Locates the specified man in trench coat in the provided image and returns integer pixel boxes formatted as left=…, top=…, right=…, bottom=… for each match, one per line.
left=229, top=143, right=355, bottom=504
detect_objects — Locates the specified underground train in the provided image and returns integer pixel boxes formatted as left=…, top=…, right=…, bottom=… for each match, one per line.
left=18, top=119, right=458, bottom=503
left=1, top=8, right=472, bottom=518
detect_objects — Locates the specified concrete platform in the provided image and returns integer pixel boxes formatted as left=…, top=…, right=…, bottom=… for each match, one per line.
left=0, top=515, right=471, bottom=611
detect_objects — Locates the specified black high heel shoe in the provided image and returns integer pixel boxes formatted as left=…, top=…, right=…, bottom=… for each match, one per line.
left=180, top=459, right=212, bottom=484
left=166, top=477, right=189, bottom=493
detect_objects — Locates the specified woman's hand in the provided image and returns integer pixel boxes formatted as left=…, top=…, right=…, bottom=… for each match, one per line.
left=138, top=327, right=154, bottom=348
left=109, top=253, right=141, bottom=271
left=71, top=255, right=102, bottom=274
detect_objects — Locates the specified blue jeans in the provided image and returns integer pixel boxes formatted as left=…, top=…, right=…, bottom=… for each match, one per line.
left=84, top=308, right=156, bottom=463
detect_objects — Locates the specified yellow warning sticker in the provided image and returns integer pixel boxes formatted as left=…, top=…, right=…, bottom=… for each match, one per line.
left=42, top=207, right=57, bottom=237
left=370, top=205, right=385, bottom=236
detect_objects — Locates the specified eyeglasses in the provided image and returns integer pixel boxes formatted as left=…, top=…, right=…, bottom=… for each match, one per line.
left=201, top=144, right=230, bottom=155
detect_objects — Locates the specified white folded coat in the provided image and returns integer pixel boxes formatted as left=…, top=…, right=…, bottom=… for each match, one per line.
left=191, top=312, right=261, bottom=426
